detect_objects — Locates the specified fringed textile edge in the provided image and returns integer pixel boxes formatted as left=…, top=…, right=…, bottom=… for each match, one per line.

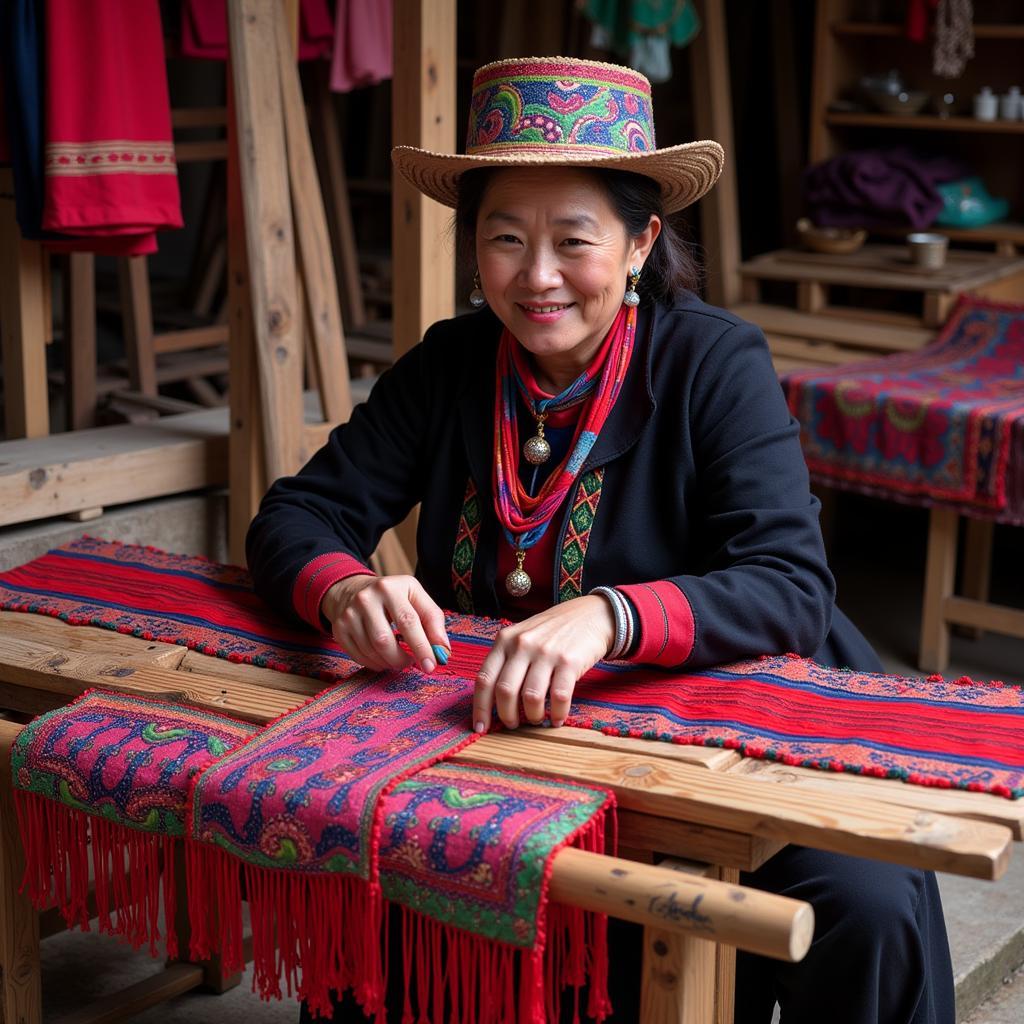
left=185, top=841, right=384, bottom=1019
left=13, top=789, right=177, bottom=957
left=396, top=795, right=616, bottom=1024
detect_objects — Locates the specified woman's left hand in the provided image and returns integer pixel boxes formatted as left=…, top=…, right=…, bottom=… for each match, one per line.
left=473, top=595, right=615, bottom=732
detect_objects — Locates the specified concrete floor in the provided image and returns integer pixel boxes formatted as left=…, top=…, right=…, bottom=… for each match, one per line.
left=15, top=489, right=1024, bottom=1022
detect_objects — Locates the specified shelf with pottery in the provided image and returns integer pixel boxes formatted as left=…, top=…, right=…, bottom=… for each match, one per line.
left=830, top=22, right=1024, bottom=40
left=824, top=112, right=1024, bottom=133
left=740, top=243, right=1024, bottom=371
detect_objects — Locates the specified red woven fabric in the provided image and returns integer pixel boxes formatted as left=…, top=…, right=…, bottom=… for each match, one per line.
left=783, top=297, right=1024, bottom=522
left=1, top=537, right=1022, bottom=799
left=42, top=0, right=182, bottom=252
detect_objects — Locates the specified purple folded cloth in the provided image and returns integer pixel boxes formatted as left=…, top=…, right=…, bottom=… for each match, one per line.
left=803, top=147, right=969, bottom=230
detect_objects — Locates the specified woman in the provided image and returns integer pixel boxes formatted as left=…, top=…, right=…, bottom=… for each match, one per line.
left=248, top=57, right=953, bottom=1024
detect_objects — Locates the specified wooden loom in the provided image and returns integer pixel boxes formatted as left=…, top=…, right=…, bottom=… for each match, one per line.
left=0, top=610, right=1017, bottom=1024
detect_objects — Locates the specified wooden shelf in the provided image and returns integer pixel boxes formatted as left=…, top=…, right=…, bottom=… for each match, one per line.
left=870, top=222, right=1024, bottom=246
left=831, top=21, right=1024, bottom=39
left=825, top=112, right=1024, bottom=133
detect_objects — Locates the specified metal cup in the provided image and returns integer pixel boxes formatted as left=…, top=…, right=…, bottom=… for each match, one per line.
left=907, top=232, right=949, bottom=269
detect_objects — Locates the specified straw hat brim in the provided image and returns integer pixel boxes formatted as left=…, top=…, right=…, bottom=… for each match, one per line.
left=392, top=140, right=725, bottom=215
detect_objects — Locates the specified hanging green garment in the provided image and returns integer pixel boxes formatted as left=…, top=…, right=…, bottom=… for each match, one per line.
left=583, top=0, right=701, bottom=83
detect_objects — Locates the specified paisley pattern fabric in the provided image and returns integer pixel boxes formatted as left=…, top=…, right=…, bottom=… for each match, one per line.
left=468, top=58, right=655, bottom=158
left=380, top=761, right=610, bottom=946
left=185, top=672, right=613, bottom=1019
left=11, top=690, right=256, bottom=955
left=189, top=670, right=473, bottom=878
left=783, top=297, right=1024, bottom=522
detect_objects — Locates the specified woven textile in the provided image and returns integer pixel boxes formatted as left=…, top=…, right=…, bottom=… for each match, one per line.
left=11, top=690, right=256, bottom=955
left=2, top=537, right=1023, bottom=801
left=186, top=675, right=613, bottom=1020
left=783, top=297, right=1024, bottom=521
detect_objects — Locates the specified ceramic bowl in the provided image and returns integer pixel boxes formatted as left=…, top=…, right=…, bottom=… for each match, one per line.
left=866, top=88, right=930, bottom=115
left=796, top=218, right=868, bottom=255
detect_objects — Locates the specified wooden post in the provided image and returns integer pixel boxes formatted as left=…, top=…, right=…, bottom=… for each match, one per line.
left=919, top=507, right=958, bottom=673
left=959, top=517, right=994, bottom=640
left=690, top=0, right=742, bottom=309
left=390, top=0, right=456, bottom=559
left=226, top=65, right=266, bottom=565
left=118, top=256, right=159, bottom=397
left=66, top=254, right=98, bottom=430
left=0, top=170, right=50, bottom=439
left=391, top=0, right=457, bottom=358
left=0, top=721, right=42, bottom=1024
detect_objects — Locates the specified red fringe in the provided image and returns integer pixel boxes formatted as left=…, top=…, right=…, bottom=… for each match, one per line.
left=12, top=789, right=177, bottom=957
left=185, top=841, right=385, bottom=1019
left=397, top=805, right=613, bottom=1024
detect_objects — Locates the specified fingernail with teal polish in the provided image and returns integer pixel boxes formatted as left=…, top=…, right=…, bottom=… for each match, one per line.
left=431, top=644, right=450, bottom=666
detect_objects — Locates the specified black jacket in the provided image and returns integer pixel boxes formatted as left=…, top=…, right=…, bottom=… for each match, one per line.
left=247, top=292, right=880, bottom=672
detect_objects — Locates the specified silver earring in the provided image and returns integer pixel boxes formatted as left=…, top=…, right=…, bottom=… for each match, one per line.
left=624, top=265, right=641, bottom=307
left=469, top=270, right=487, bottom=308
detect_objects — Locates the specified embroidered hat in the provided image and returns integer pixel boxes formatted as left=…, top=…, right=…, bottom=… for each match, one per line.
left=392, top=56, right=724, bottom=214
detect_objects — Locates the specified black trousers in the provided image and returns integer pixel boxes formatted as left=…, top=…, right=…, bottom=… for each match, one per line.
left=301, top=845, right=955, bottom=1024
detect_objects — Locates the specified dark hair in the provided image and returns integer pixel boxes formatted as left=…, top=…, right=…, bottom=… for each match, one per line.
left=454, top=166, right=701, bottom=302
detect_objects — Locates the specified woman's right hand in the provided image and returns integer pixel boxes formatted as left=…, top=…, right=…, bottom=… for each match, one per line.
left=321, top=575, right=450, bottom=673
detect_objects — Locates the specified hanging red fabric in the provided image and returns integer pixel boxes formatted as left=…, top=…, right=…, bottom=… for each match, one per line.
left=42, top=0, right=183, bottom=254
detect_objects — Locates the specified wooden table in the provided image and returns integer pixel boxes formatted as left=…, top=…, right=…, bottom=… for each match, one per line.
left=0, top=610, right=1018, bottom=1024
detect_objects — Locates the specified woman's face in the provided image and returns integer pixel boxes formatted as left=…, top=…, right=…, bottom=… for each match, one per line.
left=475, top=167, right=660, bottom=391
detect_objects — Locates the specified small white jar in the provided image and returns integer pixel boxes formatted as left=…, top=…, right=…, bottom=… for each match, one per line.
left=974, top=86, right=998, bottom=121
left=1000, top=86, right=1022, bottom=120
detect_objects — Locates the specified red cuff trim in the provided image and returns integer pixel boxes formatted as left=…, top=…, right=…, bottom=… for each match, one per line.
left=618, top=580, right=695, bottom=666
left=293, top=553, right=375, bottom=632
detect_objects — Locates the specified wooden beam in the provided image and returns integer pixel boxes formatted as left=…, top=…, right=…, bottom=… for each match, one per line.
left=453, top=732, right=1013, bottom=880
left=690, top=0, right=741, bottom=308
left=66, top=254, right=98, bottom=430
left=227, top=0, right=305, bottom=484
left=0, top=409, right=229, bottom=528
left=0, top=170, right=50, bottom=439
left=391, top=0, right=457, bottom=358
left=275, top=2, right=353, bottom=425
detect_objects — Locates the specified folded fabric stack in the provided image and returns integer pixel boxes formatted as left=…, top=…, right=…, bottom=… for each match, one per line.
left=783, top=297, right=1024, bottom=525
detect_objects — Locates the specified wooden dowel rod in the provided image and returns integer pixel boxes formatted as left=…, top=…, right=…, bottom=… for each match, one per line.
left=549, top=847, right=813, bottom=962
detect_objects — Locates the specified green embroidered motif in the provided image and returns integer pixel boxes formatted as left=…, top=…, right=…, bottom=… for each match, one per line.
left=558, top=468, right=604, bottom=602
left=451, top=479, right=481, bottom=613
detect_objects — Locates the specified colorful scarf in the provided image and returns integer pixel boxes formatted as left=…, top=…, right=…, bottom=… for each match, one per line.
left=494, top=304, right=636, bottom=551
left=782, top=297, right=1024, bottom=523
left=1, top=537, right=1022, bottom=799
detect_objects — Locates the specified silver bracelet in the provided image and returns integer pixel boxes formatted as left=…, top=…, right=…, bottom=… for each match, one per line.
left=590, top=586, right=632, bottom=660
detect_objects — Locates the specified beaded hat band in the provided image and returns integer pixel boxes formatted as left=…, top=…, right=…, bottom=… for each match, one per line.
left=392, top=56, right=724, bottom=215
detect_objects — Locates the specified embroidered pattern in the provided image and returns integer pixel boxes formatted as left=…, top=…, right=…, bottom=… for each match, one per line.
left=783, top=297, right=1024, bottom=518
left=45, top=141, right=178, bottom=176
left=451, top=478, right=482, bottom=613
left=468, top=59, right=654, bottom=157
left=558, top=468, right=605, bottom=601
left=3, top=539, right=1024, bottom=799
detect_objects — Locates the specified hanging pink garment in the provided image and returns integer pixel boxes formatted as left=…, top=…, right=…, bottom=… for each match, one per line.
left=181, top=0, right=333, bottom=61
left=330, top=0, right=392, bottom=92
left=42, top=0, right=182, bottom=255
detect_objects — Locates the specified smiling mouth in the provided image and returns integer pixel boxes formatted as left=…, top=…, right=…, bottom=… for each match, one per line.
left=517, top=302, right=574, bottom=313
